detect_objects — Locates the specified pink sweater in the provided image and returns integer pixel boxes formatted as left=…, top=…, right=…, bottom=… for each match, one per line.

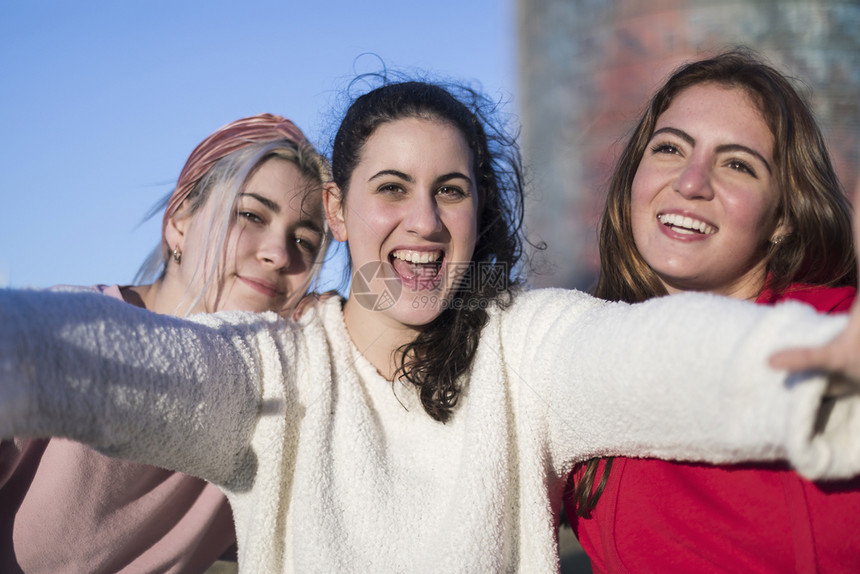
left=0, top=285, right=235, bottom=573
left=568, top=284, right=860, bottom=573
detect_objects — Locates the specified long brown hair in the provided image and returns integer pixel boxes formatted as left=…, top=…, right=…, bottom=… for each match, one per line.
left=572, top=48, right=856, bottom=517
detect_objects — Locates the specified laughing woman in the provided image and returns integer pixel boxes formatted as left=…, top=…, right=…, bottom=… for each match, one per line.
left=565, top=50, right=860, bottom=573
left=2, top=80, right=860, bottom=573
left=0, top=114, right=329, bottom=573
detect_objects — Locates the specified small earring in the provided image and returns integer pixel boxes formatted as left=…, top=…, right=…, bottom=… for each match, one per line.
left=172, top=244, right=182, bottom=264
left=770, top=235, right=785, bottom=245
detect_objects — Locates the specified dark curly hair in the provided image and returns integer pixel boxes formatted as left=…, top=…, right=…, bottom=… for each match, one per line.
left=330, top=80, right=527, bottom=422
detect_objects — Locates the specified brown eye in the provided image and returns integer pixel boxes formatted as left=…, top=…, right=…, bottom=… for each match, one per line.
left=238, top=210, right=264, bottom=224
left=294, top=236, right=319, bottom=255
left=727, top=159, right=757, bottom=178
left=378, top=183, right=405, bottom=195
left=437, top=185, right=468, bottom=199
left=650, top=142, right=680, bottom=155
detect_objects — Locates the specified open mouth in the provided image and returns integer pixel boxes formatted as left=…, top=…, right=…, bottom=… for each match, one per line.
left=657, top=213, right=716, bottom=236
left=390, top=249, right=444, bottom=290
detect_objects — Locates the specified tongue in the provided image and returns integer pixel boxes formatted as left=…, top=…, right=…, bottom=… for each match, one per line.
left=392, top=257, right=441, bottom=281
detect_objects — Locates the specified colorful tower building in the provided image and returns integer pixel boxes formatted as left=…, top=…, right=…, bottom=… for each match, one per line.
left=518, top=0, right=860, bottom=289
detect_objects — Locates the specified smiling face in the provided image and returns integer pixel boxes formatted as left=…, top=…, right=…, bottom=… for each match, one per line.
left=630, top=83, right=788, bottom=300
left=173, top=157, right=324, bottom=313
left=326, top=117, right=479, bottom=333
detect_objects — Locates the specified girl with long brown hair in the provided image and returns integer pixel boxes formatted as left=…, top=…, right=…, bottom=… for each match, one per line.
left=566, top=49, right=859, bottom=572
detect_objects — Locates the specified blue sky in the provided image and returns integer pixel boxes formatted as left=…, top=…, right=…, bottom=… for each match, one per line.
left=0, top=1, right=517, bottom=291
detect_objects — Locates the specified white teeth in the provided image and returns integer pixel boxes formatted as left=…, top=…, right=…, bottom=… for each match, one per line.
left=392, top=250, right=442, bottom=264
left=657, top=213, right=715, bottom=235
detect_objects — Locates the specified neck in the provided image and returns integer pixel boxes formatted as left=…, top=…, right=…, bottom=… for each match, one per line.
left=127, top=276, right=196, bottom=316
left=662, top=265, right=768, bottom=303
left=341, top=298, right=420, bottom=381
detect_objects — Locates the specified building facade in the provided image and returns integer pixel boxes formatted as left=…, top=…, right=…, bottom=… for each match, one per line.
left=518, top=0, right=860, bottom=289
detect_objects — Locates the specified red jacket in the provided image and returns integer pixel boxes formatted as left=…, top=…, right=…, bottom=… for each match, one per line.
left=567, top=284, right=859, bottom=573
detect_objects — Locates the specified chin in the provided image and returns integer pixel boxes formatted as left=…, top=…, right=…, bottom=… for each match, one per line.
left=232, top=297, right=282, bottom=314
left=369, top=293, right=436, bottom=328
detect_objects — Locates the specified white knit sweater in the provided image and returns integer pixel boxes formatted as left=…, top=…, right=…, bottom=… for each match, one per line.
left=2, top=287, right=859, bottom=573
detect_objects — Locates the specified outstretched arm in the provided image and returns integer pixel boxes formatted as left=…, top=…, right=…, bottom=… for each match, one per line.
left=771, top=184, right=860, bottom=385
left=0, top=288, right=287, bottom=490
left=770, top=303, right=860, bottom=392
left=501, top=288, right=859, bottom=480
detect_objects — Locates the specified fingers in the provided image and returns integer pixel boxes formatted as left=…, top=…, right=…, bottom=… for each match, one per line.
left=289, top=290, right=340, bottom=320
left=853, top=180, right=860, bottom=262
left=318, top=290, right=339, bottom=303
left=291, top=294, right=319, bottom=320
left=769, top=323, right=859, bottom=384
left=769, top=345, right=829, bottom=372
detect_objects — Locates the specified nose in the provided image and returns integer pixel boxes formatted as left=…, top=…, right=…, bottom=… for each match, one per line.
left=257, top=232, right=290, bottom=270
left=673, top=159, right=714, bottom=200
left=404, top=193, right=443, bottom=236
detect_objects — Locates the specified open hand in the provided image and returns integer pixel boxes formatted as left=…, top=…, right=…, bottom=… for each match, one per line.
left=285, top=290, right=339, bottom=321
left=769, top=302, right=860, bottom=389
left=770, top=181, right=860, bottom=387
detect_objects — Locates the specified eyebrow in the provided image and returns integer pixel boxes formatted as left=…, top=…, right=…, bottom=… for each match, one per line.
left=297, top=219, right=324, bottom=235
left=239, top=192, right=324, bottom=234
left=368, top=169, right=473, bottom=186
left=651, top=127, right=772, bottom=174
left=240, top=192, right=280, bottom=213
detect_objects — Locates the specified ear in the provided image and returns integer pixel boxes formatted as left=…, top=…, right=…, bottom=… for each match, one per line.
left=770, top=217, right=793, bottom=244
left=323, top=182, right=348, bottom=242
left=164, top=212, right=190, bottom=254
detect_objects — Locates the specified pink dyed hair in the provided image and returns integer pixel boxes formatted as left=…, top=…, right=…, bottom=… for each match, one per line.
left=160, top=113, right=312, bottom=258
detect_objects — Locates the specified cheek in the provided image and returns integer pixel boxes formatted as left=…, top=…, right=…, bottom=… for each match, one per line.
left=183, top=229, right=215, bottom=272
left=341, top=209, right=385, bottom=267
left=449, top=209, right=479, bottom=257
left=219, top=224, right=254, bottom=269
left=724, top=192, right=777, bottom=236
left=224, top=225, right=244, bottom=254
left=630, top=162, right=660, bottom=211
left=630, top=177, right=653, bottom=243
left=348, top=199, right=398, bottom=238
left=285, top=261, right=313, bottom=291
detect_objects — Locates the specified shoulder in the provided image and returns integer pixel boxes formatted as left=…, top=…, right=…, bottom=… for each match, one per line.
left=184, top=297, right=344, bottom=360
left=762, top=283, right=856, bottom=314
left=498, top=287, right=743, bottom=322
left=48, top=283, right=111, bottom=294
left=48, top=283, right=126, bottom=301
left=495, top=287, right=606, bottom=319
left=489, top=288, right=615, bottom=349
left=301, top=294, right=345, bottom=326
left=189, top=309, right=283, bottom=329
left=312, top=295, right=352, bottom=349
left=182, top=310, right=297, bottom=366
